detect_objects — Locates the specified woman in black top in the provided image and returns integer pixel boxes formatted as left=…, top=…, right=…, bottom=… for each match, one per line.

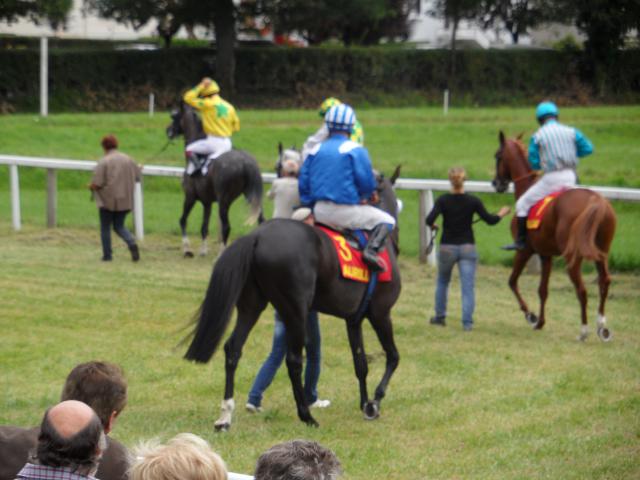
left=426, top=167, right=510, bottom=331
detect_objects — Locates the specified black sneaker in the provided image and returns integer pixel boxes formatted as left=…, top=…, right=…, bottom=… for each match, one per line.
left=430, top=316, right=446, bottom=326
left=129, top=244, right=140, bottom=262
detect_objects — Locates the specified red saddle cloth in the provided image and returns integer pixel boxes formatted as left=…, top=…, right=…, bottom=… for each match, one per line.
left=527, top=189, right=567, bottom=230
left=316, top=225, right=392, bottom=283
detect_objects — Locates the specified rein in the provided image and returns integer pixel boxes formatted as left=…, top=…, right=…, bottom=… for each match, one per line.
left=511, top=170, right=536, bottom=186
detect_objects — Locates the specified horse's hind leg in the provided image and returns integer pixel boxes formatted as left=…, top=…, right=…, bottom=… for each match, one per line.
left=567, top=258, right=589, bottom=341
left=595, top=259, right=612, bottom=341
left=368, top=312, right=400, bottom=419
left=218, top=201, right=231, bottom=246
left=179, top=196, right=196, bottom=258
left=200, top=203, right=212, bottom=256
left=509, top=249, right=537, bottom=326
left=534, top=256, right=552, bottom=330
left=215, top=289, right=267, bottom=432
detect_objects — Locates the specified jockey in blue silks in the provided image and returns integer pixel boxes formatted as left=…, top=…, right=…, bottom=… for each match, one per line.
left=299, top=104, right=395, bottom=271
left=502, top=101, right=594, bottom=250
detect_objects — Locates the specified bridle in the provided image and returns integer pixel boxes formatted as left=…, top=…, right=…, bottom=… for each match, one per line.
left=494, top=147, right=535, bottom=188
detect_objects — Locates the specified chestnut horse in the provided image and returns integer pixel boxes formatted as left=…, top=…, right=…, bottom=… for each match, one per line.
left=492, top=131, right=616, bottom=341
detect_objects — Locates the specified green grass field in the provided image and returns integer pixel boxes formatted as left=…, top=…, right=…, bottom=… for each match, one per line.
left=1, top=226, right=638, bottom=479
left=1, top=106, right=640, bottom=269
left=1, top=107, right=639, bottom=478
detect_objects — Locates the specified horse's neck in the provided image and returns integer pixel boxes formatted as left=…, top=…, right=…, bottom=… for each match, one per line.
left=510, top=146, right=535, bottom=199
left=183, top=109, right=205, bottom=146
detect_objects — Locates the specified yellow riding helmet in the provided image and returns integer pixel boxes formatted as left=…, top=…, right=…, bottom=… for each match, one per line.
left=201, top=80, right=220, bottom=97
left=318, top=97, right=342, bottom=117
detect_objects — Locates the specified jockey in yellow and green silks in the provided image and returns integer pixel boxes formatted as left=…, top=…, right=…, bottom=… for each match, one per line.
left=301, top=97, right=364, bottom=161
left=182, top=77, right=240, bottom=166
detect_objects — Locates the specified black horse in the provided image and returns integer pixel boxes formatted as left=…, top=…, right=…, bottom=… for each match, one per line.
left=184, top=167, right=402, bottom=430
left=166, top=102, right=264, bottom=256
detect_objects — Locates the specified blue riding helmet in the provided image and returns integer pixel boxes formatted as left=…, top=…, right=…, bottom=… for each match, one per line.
left=536, top=101, right=559, bottom=121
left=325, top=104, right=356, bottom=133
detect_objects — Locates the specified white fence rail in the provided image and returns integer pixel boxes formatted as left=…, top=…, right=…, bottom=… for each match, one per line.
left=3, top=154, right=640, bottom=265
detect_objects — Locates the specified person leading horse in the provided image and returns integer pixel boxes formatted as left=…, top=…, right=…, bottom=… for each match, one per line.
left=298, top=104, right=395, bottom=271
left=502, top=101, right=594, bottom=250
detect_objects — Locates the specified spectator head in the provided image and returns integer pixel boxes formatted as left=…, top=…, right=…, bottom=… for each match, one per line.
left=448, top=166, right=466, bottom=192
left=282, top=159, right=300, bottom=177
left=130, top=433, right=227, bottom=480
left=101, top=135, right=119, bottom=151
left=35, top=400, right=106, bottom=475
left=254, top=439, right=342, bottom=480
left=61, top=361, right=128, bottom=434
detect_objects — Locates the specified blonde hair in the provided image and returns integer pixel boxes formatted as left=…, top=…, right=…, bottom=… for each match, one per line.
left=130, top=433, right=227, bottom=480
left=448, top=167, right=466, bottom=191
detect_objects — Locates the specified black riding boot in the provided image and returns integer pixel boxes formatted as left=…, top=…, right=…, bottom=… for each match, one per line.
left=501, top=217, right=527, bottom=251
left=362, top=224, right=391, bottom=272
left=129, top=243, right=140, bottom=262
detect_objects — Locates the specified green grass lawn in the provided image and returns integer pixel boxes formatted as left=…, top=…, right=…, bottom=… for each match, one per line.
left=1, top=106, right=640, bottom=269
left=1, top=226, right=638, bottom=479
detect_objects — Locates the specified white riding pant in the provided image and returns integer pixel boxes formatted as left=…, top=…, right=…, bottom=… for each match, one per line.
left=515, top=169, right=576, bottom=217
left=314, top=201, right=396, bottom=231
left=185, top=135, right=232, bottom=160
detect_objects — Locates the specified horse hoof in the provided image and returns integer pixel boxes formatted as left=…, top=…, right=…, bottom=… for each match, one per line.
left=363, top=401, right=380, bottom=420
left=525, top=312, right=538, bottom=327
left=184, top=251, right=194, bottom=258
left=597, top=327, right=612, bottom=342
left=305, top=418, right=320, bottom=428
left=214, top=422, right=230, bottom=432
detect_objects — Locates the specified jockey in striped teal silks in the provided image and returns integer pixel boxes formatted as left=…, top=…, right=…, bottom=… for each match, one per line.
left=502, top=101, right=594, bottom=251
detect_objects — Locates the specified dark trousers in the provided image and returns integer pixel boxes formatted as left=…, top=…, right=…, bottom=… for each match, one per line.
left=99, top=208, right=136, bottom=259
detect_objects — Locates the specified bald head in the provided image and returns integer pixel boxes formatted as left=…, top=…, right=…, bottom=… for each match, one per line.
left=36, top=401, right=105, bottom=470
left=48, top=400, right=96, bottom=439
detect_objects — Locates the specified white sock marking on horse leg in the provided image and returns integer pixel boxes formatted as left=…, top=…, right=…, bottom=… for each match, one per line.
left=215, top=398, right=235, bottom=428
left=579, top=324, right=589, bottom=341
left=200, top=238, right=208, bottom=256
left=597, top=314, right=607, bottom=329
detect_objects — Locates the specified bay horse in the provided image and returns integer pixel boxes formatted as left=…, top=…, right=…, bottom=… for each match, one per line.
left=166, top=102, right=264, bottom=256
left=184, top=167, right=402, bottom=430
left=492, top=131, right=616, bottom=341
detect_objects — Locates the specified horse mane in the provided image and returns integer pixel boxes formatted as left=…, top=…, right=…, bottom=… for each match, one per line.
left=509, top=137, right=527, bottom=161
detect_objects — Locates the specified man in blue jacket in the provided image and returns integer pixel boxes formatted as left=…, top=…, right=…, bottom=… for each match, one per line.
left=502, top=101, right=594, bottom=250
left=299, top=104, right=395, bottom=271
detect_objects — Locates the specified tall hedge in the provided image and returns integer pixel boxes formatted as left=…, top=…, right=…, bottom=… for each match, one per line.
left=1, top=46, right=639, bottom=113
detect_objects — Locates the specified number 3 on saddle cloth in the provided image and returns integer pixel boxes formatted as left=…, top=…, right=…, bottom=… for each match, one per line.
left=316, top=225, right=393, bottom=283
left=526, top=189, right=568, bottom=230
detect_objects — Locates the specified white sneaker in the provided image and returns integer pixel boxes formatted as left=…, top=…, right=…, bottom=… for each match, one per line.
left=245, top=402, right=262, bottom=413
left=309, top=399, right=331, bottom=409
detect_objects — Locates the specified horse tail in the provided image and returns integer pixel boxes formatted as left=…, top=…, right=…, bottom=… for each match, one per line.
left=242, top=155, right=263, bottom=226
left=562, top=194, right=610, bottom=269
left=184, top=233, right=257, bottom=363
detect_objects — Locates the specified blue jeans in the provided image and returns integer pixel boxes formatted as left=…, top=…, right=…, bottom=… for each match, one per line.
left=248, top=310, right=321, bottom=407
left=434, top=244, right=478, bottom=328
left=99, top=209, right=136, bottom=259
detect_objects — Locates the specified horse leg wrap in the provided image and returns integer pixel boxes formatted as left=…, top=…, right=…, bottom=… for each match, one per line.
left=214, top=398, right=235, bottom=431
left=597, top=314, right=607, bottom=329
left=578, top=324, right=589, bottom=342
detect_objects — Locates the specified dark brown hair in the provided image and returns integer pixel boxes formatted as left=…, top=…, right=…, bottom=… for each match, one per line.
left=36, top=407, right=105, bottom=471
left=254, top=439, right=342, bottom=480
left=61, top=361, right=128, bottom=429
left=101, top=135, right=118, bottom=151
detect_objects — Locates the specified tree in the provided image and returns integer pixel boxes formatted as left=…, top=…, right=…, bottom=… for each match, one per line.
left=240, top=0, right=411, bottom=46
left=430, top=0, right=482, bottom=82
left=478, top=0, right=553, bottom=44
left=0, top=0, right=73, bottom=30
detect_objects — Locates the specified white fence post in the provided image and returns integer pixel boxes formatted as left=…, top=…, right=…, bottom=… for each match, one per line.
left=40, top=37, right=48, bottom=117
left=47, top=168, right=57, bottom=227
left=443, top=89, right=449, bottom=116
left=133, top=181, right=144, bottom=241
left=10, top=164, right=22, bottom=231
left=419, top=190, right=428, bottom=263
left=148, top=93, right=155, bottom=117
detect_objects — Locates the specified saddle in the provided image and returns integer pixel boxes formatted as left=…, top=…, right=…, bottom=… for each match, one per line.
left=316, top=224, right=392, bottom=283
left=527, top=189, right=568, bottom=230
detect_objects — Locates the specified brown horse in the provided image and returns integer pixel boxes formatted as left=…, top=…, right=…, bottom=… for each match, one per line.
left=492, top=131, right=616, bottom=341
